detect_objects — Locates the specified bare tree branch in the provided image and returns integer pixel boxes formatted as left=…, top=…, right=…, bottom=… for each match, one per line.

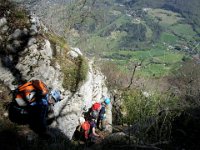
left=126, top=59, right=144, bottom=89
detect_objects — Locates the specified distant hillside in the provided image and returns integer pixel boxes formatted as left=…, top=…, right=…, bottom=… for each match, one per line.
left=122, top=0, right=200, bottom=34
left=12, top=0, right=200, bottom=78
left=74, top=0, right=200, bottom=51
left=12, top=0, right=200, bottom=48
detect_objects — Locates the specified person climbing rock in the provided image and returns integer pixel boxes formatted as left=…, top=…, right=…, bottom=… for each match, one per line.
left=73, top=117, right=91, bottom=144
left=8, top=80, right=62, bottom=136
left=84, top=102, right=101, bottom=121
left=90, top=102, right=101, bottom=119
left=89, top=116, right=100, bottom=144
left=97, top=98, right=111, bottom=131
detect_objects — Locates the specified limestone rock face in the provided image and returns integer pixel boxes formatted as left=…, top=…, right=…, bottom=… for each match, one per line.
left=79, top=61, right=112, bottom=132
left=52, top=61, right=112, bottom=138
left=0, top=11, right=111, bottom=139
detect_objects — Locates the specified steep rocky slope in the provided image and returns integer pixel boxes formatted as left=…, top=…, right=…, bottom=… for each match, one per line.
left=0, top=0, right=111, bottom=140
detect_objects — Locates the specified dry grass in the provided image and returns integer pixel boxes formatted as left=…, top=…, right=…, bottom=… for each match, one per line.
left=0, top=0, right=30, bottom=31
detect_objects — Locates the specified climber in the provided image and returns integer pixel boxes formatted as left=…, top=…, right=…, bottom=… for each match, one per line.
left=78, top=102, right=103, bottom=144
left=89, top=113, right=100, bottom=144
left=90, top=102, right=101, bottom=119
left=73, top=116, right=91, bottom=144
left=83, top=102, right=101, bottom=121
left=8, top=80, right=62, bottom=136
left=97, top=98, right=111, bottom=131
left=80, top=118, right=91, bottom=143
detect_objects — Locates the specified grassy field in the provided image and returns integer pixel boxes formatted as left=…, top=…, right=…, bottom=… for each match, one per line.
left=160, top=33, right=178, bottom=44
left=148, top=9, right=183, bottom=27
left=148, top=8, right=197, bottom=43
left=102, top=45, right=184, bottom=78
left=170, top=24, right=197, bottom=40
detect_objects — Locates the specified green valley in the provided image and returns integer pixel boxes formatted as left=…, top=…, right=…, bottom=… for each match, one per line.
left=14, top=0, right=200, bottom=79
left=70, top=1, right=199, bottom=78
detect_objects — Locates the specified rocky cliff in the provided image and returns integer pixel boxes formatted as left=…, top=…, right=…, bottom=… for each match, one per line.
left=0, top=0, right=111, bottom=139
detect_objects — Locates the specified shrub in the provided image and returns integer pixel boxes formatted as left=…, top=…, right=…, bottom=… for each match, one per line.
left=46, top=32, right=88, bottom=91
left=170, top=60, right=200, bottom=107
left=121, top=89, right=181, bottom=145
left=61, top=55, right=88, bottom=91
left=100, top=62, right=130, bottom=89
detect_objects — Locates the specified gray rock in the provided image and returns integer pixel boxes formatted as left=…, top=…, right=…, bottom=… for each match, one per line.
left=0, top=17, right=7, bottom=28
left=1, top=25, right=9, bottom=34
left=23, top=28, right=29, bottom=35
left=0, top=61, right=16, bottom=90
left=68, top=50, right=79, bottom=58
left=6, top=44, right=16, bottom=53
left=13, top=40, right=21, bottom=49
left=30, top=16, right=37, bottom=24
left=11, top=29, right=23, bottom=40
left=29, top=24, right=38, bottom=36
left=28, top=37, right=37, bottom=46
left=71, top=47, right=83, bottom=55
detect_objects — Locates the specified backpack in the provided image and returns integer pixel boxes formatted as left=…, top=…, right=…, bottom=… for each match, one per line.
left=90, top=109, right=99, bottom=119
left=14, top=80, right=48, bottom=106
left=81, top=121, right=90, bottom=139
left=99, top=105, right=106, bottom=120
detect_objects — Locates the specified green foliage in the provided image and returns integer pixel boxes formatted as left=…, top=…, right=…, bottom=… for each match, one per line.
left=62, top=61, right=78, bottom=91
left=45, top=32, right=68, bottom=50
left=160, top=33, right=177, bottom=44
left=143, top=13, right=163, bottom=42
left=170, top=24, right=196, bottom=40
left=102, top=47, right=185, bottom=78
left=148, top=9, right=182, bottom=27
left=122, top=90, right=178, bottom=123
left=76, top=56, right=89, bottom=82
left=46, top=32, right=88, bottom=92
left=118, top=22, right=147, bottom=49
left=121, top=89, right=181, bottom=144
left=62, top=56, right=88, bottom=92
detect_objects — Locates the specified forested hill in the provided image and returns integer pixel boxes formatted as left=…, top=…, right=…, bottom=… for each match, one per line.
left=69, top=0, right=200, bottom=59
left=121, top=0, right=200, bottom=33
left=14, top=0, right=200, bottom=39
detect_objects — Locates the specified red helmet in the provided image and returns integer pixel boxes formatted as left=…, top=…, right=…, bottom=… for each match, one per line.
left=92, top=102, right=101, bottom=110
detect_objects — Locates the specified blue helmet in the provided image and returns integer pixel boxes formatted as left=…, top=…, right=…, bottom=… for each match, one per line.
left=104, top=98, right=110, bottom=105
left=51, top=89, right=61, bottom=102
